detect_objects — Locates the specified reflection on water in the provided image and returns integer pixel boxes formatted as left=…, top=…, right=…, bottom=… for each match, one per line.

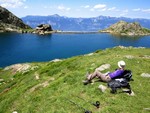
left=0, top=33, right=150, bottom=67
left=111, top=34, right=143, bottom=41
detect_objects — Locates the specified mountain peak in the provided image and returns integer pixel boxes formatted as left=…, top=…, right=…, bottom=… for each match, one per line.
left=51, top=14, right=60, bottom=17
left=0, top=6, right=31, bottom=32
left=100, top=21, right=150, bottom=36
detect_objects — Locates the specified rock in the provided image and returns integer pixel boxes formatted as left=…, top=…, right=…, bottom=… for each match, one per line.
left=124, top=55, right=134, bottom=59
left=12, top=111, right=18, bottom=113
left=51, top=59, right=62, bottom=62
left=34, top=72, right=40, bottom=80
left=100, top=21, right=150, bottom=36
left=4, top=63, right=31, bottom=74
left=35, top=24, right=53, bottom=35
left=86, top=53, right=94, bottom=56
left=141, top=73, right=150, bottom=78
left=0, top=6, right=31, bottom=32
left=98, top=84, right=107, bottom=92
left=95, top=64, right=111, bottom=71
left=0, top=79, right=4, bottom=82
left=127, top=90, right=135, bottom=96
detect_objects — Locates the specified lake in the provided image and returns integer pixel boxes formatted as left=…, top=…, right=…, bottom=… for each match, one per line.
left=0, top=32, right=150, bottom=67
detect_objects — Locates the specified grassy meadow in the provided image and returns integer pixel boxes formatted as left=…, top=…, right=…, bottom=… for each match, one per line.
left=0, top=46, right=150, bottom=113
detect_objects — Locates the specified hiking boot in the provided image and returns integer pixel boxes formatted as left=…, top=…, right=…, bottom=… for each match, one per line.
left=83, top=80, right=91, bottom=85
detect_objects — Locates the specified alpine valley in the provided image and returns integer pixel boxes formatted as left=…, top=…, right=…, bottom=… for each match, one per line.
left=22, top=14, right=150, bottom=31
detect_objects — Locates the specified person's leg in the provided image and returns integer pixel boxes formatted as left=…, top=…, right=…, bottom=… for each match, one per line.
left=87, top=70, right=103, bottom=80
left=87, top=70, right=111, bottom=82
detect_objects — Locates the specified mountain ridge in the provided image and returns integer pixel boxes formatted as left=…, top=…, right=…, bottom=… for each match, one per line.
left=22, top=14, right=150, bottom=31
left=100, top=21, right=150, bottom=36
left=0, top=6, right=31, bottom=32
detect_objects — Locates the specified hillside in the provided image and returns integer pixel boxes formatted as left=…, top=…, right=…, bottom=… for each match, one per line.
left=22, top=14, right=150, bottom=31
left=100, top=21, right=150, bottom=36
left=0, top=46, right=150, bottom=113
left=0, top=6, right=31, bottom=32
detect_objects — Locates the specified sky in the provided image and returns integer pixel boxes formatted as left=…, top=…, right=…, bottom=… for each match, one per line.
left=0, top=0, right=150, bottom=19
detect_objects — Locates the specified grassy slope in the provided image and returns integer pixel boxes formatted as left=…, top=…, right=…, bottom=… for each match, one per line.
left=0, top=46, right=150, bottom=113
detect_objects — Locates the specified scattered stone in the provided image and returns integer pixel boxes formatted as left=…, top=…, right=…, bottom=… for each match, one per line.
left=86, top=53, right=94, bottom=56
left=98, top=84, right=107, bottom=92
left=0, top=79, right=4, bottom=82
left=4, top=64, right=31, bottom=74
left=124, top=55, right=134, bottom=59
left=12, top=111, right=18, bottom=113
left=139, top=55, right=150, bottom=59
left=51, top=59, right=62, bottom=62
left=118, top=46, right=127, bottom=49
left=34, top=72, right=40, bottom=80
left=141, top=73, right=150, bottom=78
left=127, top=90, right=135, bottom=96
left=31, top=65, right=39, bottom=70
left=95, top=64, right=111, bottom=71
left=143, top=108, right=150, bottom=111
left=29, top=77, right=55, bottom=93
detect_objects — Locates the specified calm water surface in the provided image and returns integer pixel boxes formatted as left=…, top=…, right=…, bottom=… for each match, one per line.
left=0, top=33, right=150, bottom=67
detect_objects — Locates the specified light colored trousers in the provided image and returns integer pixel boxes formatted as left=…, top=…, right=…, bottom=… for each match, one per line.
left=87, top=70, right=111, bottom=82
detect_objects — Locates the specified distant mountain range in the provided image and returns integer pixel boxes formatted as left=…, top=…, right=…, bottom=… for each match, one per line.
left=22, top=14, right=150, bottom=31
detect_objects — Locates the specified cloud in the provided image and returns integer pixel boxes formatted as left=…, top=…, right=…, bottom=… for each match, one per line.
left=133, top=8, right=141, bottom=11
left=93, top=4, right=106, bottom=9
left=142, top=9, right=150, bottom=13
left=81, top=5, right=90, bottom=8
left=123, top=9, right=128, bottom=13
left=58, top=5, right=70, bottom=11
left=0, top=0, right=26, bottom=8
left=119, top=9, right=129, bottom=17
left=108, top=7, right=116, bottom=11
left=133, top=8, right=150, bottom=13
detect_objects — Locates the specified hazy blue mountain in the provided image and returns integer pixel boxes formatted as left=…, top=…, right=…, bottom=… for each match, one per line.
left=22, top=14, right=150, bottom=31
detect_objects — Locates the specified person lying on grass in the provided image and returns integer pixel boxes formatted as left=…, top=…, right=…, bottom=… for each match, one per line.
left=83, top=60, right=126, bottom=85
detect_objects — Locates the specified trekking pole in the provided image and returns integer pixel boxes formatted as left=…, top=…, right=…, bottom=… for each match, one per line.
left=66, top=99, right=92, bottom=113
left=74, top=95, right=100, bottom=108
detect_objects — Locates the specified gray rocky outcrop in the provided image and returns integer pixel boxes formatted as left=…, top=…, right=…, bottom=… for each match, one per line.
left=33, top=24, right=55, bottom=35
left=0, top=6, right=31, bottom=32
left=100, top=21, right=150, bottom=36
left=141, top=73, right=150, bottom=78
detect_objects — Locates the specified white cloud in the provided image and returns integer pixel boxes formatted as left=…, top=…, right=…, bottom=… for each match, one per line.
left=24, top=6, right=28, bottom=9
left=123, top=9, right=128, bottom=13
left=81, top=5, right=90, bottom=8
left=90, top=8, right=95, bottom=12
left=132, top=8, right=150, bottom=13
left=0, top=0, right=26, bottom=8
left=119, top=9, right=129, bottom=17
left=93, top=4, right=106, bottom=9
left=133, top=8, right=141, bottom=11
left=142, top=9, right=150, bottom=13
left=99, top=8, right=107, bottom=11
left=58, top=5, right=70, bottom=11
left=108, top=7, right=116, bottom=11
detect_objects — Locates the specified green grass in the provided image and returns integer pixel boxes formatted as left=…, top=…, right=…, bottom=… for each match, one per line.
left=0, top=46, right=150, bottom=113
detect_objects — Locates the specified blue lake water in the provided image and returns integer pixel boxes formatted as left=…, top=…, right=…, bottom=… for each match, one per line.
left=0, top=33, right=150, bottom=67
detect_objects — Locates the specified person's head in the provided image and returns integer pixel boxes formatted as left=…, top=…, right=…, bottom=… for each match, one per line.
left=118, top=60, right=126, bottom=69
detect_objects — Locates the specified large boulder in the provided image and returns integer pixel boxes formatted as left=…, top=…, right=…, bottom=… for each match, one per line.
left=34, top=24, right=54, bottom=35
